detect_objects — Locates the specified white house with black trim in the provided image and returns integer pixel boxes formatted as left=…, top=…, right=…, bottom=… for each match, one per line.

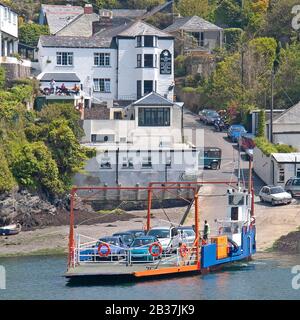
left=37, top=19, right=175, bottom=105
left=75, top=92, right=201, bottom=186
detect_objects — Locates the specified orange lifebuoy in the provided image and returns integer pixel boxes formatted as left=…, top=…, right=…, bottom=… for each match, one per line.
left=148, top=242, right=162, bottom=257
left=98, top=243, right=111, bottom=257
left=179, top=243, right=189, bottom=258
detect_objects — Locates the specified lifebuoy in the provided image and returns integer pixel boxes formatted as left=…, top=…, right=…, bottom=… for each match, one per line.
left=179, top=243, right=189, bottom=258
left=98, top=242, right=111, bottom=257
left=148, top=242, right=162, bottom=257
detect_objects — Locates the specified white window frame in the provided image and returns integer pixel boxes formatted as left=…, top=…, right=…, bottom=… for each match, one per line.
left=56, top=52, right=73, bottom=66
left=94, top=52, right=110, bottom=67
left=93, top=78, right=111, bottom=93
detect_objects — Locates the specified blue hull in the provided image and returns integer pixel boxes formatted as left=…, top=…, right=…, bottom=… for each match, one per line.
left=201, top=227, right=256, bottom=269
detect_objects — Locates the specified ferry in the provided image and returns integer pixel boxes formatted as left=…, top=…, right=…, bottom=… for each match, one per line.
left=65, top=179, right=256, bottom=282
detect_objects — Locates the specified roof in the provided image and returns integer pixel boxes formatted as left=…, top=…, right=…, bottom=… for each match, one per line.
left=272, top=153, right=300, bottom=163
left=133, top=92, right=174, bottom=106
left=56, top=12, right=99, bottom=37
left=112, top=9, right=147, bottom=18
left=270, top=101, right=300, bottom=125
left=117, top=20, right=172, bottom=37
left=41, top=4, right=84, bottom=34
left=142, top=0, right=174, bottom=19
left=40, top=73, right=80, bottom=82
left=164, top=16, right=223, bottom=33
left=39, top=34, right=113, bottom=48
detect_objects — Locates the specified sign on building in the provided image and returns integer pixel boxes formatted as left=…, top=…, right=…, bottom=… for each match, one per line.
left=160, top=50, right=172, bottom=75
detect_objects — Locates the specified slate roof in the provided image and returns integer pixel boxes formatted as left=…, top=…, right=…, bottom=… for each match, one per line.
left=39, top=34, right=113, bottom=48
left=112, top=9, right=147, bottom=18
left=41, top=4, right=84, bottom=34
left=133, top=92, right=174, bottom=106
left=164, top=16, right=223, bottom=33
left=117, top=20, right=172, bottom=37
left=56, top=12, right=99, bottom=37
left=40, top=73, right=80, bottom=82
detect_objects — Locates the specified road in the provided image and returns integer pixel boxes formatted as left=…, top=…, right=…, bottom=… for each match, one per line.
left=183, top=109, right=300, bottom=250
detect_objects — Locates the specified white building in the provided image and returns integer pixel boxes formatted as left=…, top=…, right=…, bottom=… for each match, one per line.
left=253, top=147, right=300, bottom=186
left=37, top=19, right=175, bottom=104
left=75, top=92, right=200, bottom=186
left=0, top=3, right=18, bottom=58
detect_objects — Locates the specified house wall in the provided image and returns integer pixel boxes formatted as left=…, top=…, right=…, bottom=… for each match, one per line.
left=0, top=5, right=18, bottom=38
left=74, top=148, right=199, bottom=187
left=37, top=44, right=117, bottom=102
left=273, top=132, right=300, bottom=150
left=117, top=37, right=174, bottom=101
left=253, top=147, right=272, bottom=185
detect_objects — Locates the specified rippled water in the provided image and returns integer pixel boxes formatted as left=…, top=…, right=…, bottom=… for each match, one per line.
left=0, top=252, right=299, bottom=300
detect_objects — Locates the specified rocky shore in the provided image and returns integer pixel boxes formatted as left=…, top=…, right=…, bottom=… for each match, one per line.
left=273, top=230, right=300, bottom=254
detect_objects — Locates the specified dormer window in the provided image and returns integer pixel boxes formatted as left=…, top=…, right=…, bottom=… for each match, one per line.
left=136, top=36, right=157, bottom=48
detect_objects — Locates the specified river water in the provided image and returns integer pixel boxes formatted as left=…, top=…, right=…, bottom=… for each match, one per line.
left=0, top=252, right=299, bottom=300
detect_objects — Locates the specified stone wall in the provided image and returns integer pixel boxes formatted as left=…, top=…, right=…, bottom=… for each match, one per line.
left=1, top=63, right=31, bottom=82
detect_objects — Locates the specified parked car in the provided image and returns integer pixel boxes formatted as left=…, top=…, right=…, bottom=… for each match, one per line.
left=125, top=229, right=146, bottom=238
left=227, top=125, right=247, bottom=142
left=112, top=232, right=135, bottom=246
left=177, top=226, right=196, bottom=247
left=203, top=110, right=220, bottom=125
left=199, top=147, right=222, bottom=170
left=147, top=226, right=182, bottom=252
left=79, top=236, right=127, bottom=262
left=198, top=109, right=210, bottom=122
left=129, top=236, right=160, bottom=262
left=259, top=186, right=292, bottom=206
left=238, top=133, right=255, bottom=160
left=284, top=177, right=300, bottom=197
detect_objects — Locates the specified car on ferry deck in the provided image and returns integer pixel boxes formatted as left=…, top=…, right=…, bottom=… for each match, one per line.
left=129, top=236, right=161, bottom=262
left=112, top=232, right=134, bottom=246
left=125, top=229, right=146, bottom=238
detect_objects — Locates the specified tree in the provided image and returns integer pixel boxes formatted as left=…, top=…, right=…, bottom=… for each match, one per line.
left=126, top=0, right=164, bottom=10
left=0, top=148, right=15, bottom=193
left=214, top=0, right=244, bottom=28
left=257, top=109, right=266, bottom=137
left=0, top=67, right=5, bottom=90
left=19, top=23, right=49, bottom=47
left=177, top=0, right=210, bottom=18
left=95, top=0, right=121, bottom=9
left=261, top=0, right=299, bottom=44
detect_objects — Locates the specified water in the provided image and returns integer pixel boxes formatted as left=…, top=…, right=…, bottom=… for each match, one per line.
left=0, top=252, right=299, bottom=300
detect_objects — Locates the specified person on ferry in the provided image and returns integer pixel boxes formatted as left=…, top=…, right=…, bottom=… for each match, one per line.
left=203, top=220, right=210, bottom=240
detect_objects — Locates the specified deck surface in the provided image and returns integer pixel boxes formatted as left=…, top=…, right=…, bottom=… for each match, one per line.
left=65, top=262, right=181, bottom=277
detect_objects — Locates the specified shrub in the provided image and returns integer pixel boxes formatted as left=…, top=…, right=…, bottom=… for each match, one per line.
left=255, top=137, right=297, bottom=156
left=182, top=87, right=197, bottom=93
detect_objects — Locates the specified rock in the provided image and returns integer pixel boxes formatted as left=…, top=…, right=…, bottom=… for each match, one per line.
left=0, top=190, right=58, bottom=228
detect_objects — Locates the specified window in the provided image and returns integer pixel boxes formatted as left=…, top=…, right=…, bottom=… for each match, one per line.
left=94, top=53, right=110, bottom=66
left=137, top=80, right=142, bottom=99
left=137, top=54, right=142, bottom=68
left=297, top=169, right=300, bottom=178
left=192, top=32, right=204, bottom=47
left=138, top=108, right=170, bottom=127
left=278, top=168, right=285, bottom=183
left=93, top=78, right=111, bottom=93
left=144, top=80, right=153, bottom=95
left=142, top=156, right=152, bottom=168
left=137, top=36, right=142, bottom=47
left=56, top=52, right=73, bottom=66
left=4, top=8, right=8, bottom=20
left=144, top=36, right=154, bottom=47
left=144, top=54, right=153, bottom=68
left=13, top=14, right=17, bottom=25
left=8, top=10, right=11, bottom=23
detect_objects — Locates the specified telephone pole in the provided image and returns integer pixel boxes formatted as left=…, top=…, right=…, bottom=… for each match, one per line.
left=270, top=69, right=274, bottom=143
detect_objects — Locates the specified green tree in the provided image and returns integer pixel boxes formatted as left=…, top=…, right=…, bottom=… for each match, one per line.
left=177, top=0, right=210, bottom=18
left=0, top=67, right=5, bottom=89
left=214, top=0, right=244, bottom=28
left=0, top=148, right=15, bottom=193
left=257, top=109, right=266, bottom=137
left=19, top=23, right=49, bottom=47
left=95, top=0, right=121, bottom=9
left=126, top=0, right=164, bottom=10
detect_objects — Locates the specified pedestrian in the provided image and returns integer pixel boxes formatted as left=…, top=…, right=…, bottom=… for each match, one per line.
left=50, top=79, right=56, bottom=94
left=203, top=220, right=210, bottom=240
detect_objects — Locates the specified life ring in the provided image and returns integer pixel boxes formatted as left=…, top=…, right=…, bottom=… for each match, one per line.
left=179, top=243, right=189, bottom=258
left=148, top=242, right=162, bottom=257
left=98, top=243, right=111, bottom=257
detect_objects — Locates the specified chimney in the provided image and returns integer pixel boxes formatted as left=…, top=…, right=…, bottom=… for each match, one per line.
left=92, top=10, right=113, bottom=34
left=84, top=4, right=93, bottom=14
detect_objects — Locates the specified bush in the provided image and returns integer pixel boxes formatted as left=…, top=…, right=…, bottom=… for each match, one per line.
left=224, top=28, right=244, bottom=51
left=257, top=109, right=266, bottom=137
left=255, top=137, right=297, bottom=156
left=182, top=87, right=197, bottom=93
